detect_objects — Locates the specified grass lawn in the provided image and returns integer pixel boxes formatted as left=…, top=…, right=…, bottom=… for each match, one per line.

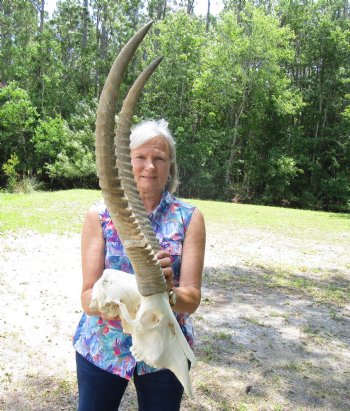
left=1, top=189, right=349, bottom=238
left=0, top=189, right=102, bottom=235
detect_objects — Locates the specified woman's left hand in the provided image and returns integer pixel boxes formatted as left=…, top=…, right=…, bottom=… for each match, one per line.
left=156, top=249, right=174, bottom=292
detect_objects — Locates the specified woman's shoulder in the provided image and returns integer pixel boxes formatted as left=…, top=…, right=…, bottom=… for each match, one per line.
left=91, top=198, right=105, bottom=210
left=90, top=200, right=111, bottom=222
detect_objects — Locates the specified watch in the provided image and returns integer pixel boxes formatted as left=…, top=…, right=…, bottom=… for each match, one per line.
left=169, top=289, right=177, bottom=307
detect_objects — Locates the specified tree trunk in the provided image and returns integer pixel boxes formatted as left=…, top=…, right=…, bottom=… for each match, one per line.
left=265, top=0, right=272, bottom=14
left=237, top=0, right=245, bottom=23
left=157, top=0, right=166, bottom=20
left=0, top=0, right=12, bottom=79
left=95, top=6, right=101, bottom=96
left=95, top=2, right=109, bottom=96
left=311, top=45, right=325, bottom=170
left=206, top=0, right=211, bottom=33
left=39, top=0, right=44, bottom=33
left=25, top=0, right=44, bottom=32
left=225, top=91, right=248, bottom=186
left=38, top=0, right=45, bottom=112
left=82, top=0, right=89, bottom=49
left=187, top=0, right=195, bottom=14
left=100, top=3, right=108, bottom=61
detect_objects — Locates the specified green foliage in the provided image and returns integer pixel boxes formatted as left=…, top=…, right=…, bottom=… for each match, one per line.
left=32, top=116, right=69, bottom=165
left=46, top=99, right=98, bottom=187
left=32, top=102, right=97, bottom=187
left=192, top=7, right=302, bottom=201
left=264, top=152, right=303, bottom=206
left=320, top=174, right=350, bottom=212
left=0, top=0, right=349, bottom=211
left=0, top=82, right=39, bottom=184
left=137, top=11, right=208, bottom=197
left=0, top=0, right=38, bottom=84
left=46, top=149, right=96, bottom=187
left=2, top=154, right=20, bottom=192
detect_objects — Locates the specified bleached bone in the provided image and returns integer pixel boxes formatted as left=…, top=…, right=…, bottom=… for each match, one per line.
left=93, top=22, right=197, bottom=398
left=90, top=269, right=196, bottom=398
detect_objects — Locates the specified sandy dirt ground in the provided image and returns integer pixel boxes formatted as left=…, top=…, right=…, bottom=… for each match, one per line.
left=0, top=221, right=349, bottom=410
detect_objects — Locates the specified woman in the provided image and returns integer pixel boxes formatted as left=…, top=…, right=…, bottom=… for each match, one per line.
left=73, top=119, right=206, bottom=411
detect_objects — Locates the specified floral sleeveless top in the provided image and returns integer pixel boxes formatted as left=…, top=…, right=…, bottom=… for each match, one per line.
left=73, top=191, right=195, bottom=380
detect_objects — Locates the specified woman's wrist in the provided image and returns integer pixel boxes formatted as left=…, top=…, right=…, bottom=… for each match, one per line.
left=168, top=286, right=201, bottom=314
left=168, top=288, right=177, bottom=307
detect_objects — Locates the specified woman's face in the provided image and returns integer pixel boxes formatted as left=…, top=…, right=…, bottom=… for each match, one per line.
left=131, top=136, right=171, bottom=197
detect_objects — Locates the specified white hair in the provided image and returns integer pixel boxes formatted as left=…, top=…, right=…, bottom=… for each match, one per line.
left=129, top=119, right=179, bottom=193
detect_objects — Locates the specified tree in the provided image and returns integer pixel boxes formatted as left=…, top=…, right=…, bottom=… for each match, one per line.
left=0, top=82, right=39, bottom=186
left=25, top=0, right=46, bottom=33
left=193, top=7, right=301, bottom=200
left=280, top=0, right=350, bottom=210
left=137, top=11, right=207, bottom=196
left=0, top=0, right=38, bottom=85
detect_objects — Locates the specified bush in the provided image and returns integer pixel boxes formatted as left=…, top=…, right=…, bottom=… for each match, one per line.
left=2, top=154, right=20, bottom=192
left=32, top=116, right=70, bottom=166
left=0, top=83, right=38, bottom=179
left=46, top=148, right=97, bottom=187
left=32, top=111, right=97, bottom=188
left=320, top=174, right=350, bottom=212
left=14, top=176, right=45, bottom=193
left=263, top=153, right=303, bottom=205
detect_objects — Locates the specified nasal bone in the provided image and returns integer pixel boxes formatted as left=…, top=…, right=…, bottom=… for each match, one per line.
left=145, top=160, right=155, bottom=169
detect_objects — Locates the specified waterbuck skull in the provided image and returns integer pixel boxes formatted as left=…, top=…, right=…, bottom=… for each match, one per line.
left=90, top=269, right=195, bottom=396
left=92, top=22, right=196, bottom=398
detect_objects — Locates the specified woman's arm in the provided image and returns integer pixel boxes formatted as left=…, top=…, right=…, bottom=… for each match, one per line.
left=80, top=207, right=106, bottom=316
left=171, top=208, right=206, bottom=314
left=80, top=205, right=205, bottom=316
left=80, top=208, right=176, bottom=319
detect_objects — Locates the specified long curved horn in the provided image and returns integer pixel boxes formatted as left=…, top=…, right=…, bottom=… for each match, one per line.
left=115, top=56, right=163, bottom=254
left=95, top=22, right=166, bottom=296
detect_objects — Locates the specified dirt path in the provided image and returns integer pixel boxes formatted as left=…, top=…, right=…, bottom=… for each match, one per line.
left=0, top=224, right=349, bottom=410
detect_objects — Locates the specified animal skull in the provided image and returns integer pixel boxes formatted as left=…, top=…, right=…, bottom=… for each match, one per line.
left=90, top=269, right=196, bottom=398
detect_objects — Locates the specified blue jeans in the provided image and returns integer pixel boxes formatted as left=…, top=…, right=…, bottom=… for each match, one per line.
left=76, top=352, right=184, bottom=411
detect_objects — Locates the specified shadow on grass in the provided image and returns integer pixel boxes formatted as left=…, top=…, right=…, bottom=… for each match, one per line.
left=2, top=374, right=78, bottom=411
left=3, top=373, right=143, bottom=411
left=187, top=263, right=350, bottom=410
left=329, top=213, right=350, bottom=219
left=206, top=264, right=350, bottom=307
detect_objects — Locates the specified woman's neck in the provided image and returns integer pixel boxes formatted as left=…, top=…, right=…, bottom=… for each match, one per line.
left=140, top=191, right=163, bottom=214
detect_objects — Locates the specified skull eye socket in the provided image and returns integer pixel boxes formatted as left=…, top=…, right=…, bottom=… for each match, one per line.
left=139, top=309, right=164, bottom=329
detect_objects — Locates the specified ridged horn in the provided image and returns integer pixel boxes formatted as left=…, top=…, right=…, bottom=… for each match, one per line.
left=95, top=22, right=166, bottom=296
left=115, top=56, right=163, bottom=251
left=115, top=56, right=165, bottom=295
